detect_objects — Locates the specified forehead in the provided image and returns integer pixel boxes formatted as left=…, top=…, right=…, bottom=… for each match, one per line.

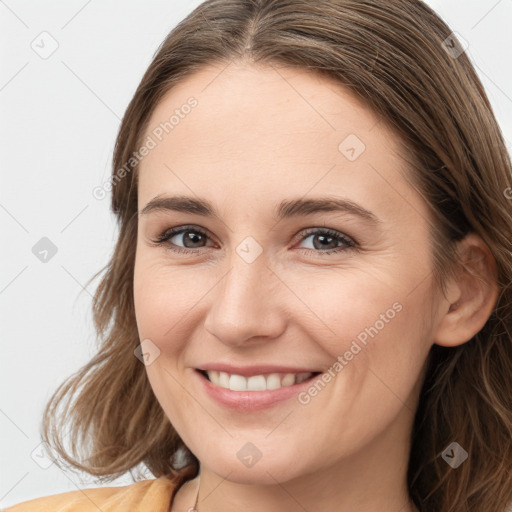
left=137, top=61, right=419, bottom=222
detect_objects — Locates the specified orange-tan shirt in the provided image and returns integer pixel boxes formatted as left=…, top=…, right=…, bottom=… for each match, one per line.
left=2, top=476, right=178, bottom=512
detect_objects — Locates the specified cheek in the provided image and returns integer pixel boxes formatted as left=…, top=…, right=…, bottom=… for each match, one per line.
left=282, top=265, right=402, bottom=351
left=132, top=246, right=434, bottom=476
left=286, top=261, right=432, bottom=394
left=290, top=274, right=431, bottom=456
left=133, top=256, right=200, bottom=343
left=133, top=259, right=202, bottom=421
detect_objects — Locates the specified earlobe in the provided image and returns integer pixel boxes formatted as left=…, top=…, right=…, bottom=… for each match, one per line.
left=433, top=233, right=499, bottom=348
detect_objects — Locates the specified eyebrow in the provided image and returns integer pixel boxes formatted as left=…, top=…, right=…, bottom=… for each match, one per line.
left=139, top=195, right=381, bottom=226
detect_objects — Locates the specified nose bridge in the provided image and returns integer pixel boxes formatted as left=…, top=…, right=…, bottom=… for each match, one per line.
left=204, top=243, right=285, bottom=345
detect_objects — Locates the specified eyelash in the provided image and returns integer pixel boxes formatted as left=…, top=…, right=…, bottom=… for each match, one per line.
left=151, top=224, right=357, bottom=256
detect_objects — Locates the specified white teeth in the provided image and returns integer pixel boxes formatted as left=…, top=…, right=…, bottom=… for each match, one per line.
left=204, top=370, right=315, bottom=391
left=219, top=371, right=230, bottom=388
left=266, top=373, right=282, bottom=390
left=246, top=375, right=267, bottom=391
left=281, top=373, right=295, bottom=387
left=208, top=370, right=220, bottom=386
left=229, top=374, right=246, bottom=391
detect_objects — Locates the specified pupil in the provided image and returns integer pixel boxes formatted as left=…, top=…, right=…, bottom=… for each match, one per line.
left=185, top=231, right=204, bottom=248
left=182, top=232, right=338, bottom=250
left=314, top=234, right=336, bottom=250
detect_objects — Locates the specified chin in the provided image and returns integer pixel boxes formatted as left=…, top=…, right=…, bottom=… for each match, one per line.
left=199, top=446, right=312, bottom=485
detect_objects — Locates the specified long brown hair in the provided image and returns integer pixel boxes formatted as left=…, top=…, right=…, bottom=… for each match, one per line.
left=41, top=1, right=512, bottom=510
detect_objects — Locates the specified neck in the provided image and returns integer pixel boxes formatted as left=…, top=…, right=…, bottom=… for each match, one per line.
left=192, top=473, right=417, bottom=512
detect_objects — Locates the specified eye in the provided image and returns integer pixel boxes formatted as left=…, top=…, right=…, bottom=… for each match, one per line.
left=150, top=225, right=357, bottom=256
left=295, top=227, right=356, bottom=255
left=151, top=225, right=214, bottom=254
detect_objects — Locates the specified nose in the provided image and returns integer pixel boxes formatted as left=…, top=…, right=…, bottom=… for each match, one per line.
left=203, top=250, right=287, bottom=348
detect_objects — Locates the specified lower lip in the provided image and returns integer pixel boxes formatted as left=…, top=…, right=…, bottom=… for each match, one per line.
left=194, top=370, right=321, bottom=412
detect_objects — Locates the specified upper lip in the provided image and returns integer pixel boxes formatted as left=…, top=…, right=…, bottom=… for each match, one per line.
left=197, top=363, right=322, bottom=377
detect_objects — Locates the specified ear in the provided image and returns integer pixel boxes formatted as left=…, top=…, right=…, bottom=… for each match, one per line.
left=434, top=233, right=500, bottom=347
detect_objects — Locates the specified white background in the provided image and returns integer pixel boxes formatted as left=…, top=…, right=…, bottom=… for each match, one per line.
left=1, top=0, right=511, bottom=507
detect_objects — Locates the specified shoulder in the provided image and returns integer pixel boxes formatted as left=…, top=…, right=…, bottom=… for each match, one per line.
left=1, top=476, right=177, bottom=512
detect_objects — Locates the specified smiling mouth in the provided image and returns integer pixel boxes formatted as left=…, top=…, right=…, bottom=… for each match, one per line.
left=197, top=369, right=322, bottom=392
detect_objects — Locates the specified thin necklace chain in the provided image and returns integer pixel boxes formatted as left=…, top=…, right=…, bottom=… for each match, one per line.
left=187, top=476, right=416, bottom=512
left=191, top=475, right=200, bottom=511
left=169, top=475, right=200, bottom=512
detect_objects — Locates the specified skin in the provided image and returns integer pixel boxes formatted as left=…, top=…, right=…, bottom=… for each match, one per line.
left=133, top=60, right=499, bottom=512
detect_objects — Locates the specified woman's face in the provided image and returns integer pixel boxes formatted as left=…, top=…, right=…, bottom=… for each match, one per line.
left=133, top=61, right=447, bottom=484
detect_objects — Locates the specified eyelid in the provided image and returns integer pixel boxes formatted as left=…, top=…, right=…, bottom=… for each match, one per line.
left=151, top=224, right=357, bottom=255
left=293, top=226, right=355, bottom=245
left=153, top=224, right=216, bottom=246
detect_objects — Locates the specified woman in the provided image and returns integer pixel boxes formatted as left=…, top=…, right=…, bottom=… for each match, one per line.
left=5, top=0, right=512, bottom=511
